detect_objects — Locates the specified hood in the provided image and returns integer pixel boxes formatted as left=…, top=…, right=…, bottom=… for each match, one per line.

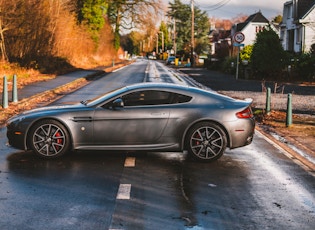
left=7, top=103, right=86, bottom=125
left=21, top=103, right=84, bottom=115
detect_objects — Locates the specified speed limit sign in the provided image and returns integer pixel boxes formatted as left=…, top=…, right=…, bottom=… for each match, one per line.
left=233, top=32, right=245, bottom=43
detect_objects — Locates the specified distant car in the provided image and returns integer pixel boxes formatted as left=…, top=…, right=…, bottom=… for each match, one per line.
left=7, top=83, right=255, bottom=161
left=166, top=56, right=176, bottom=65
left=148, top=55, right=156, bottom=60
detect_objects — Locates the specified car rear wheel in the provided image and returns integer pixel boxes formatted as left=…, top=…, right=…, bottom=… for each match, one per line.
left=186, top=122, right=227, bottom=161
left=29, top=120, right=70, bottom=159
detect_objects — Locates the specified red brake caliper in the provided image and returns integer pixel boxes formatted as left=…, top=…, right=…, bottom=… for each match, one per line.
left=55, top=132, right=62, bottom=150
left=194, top=133, right=201, bottom=145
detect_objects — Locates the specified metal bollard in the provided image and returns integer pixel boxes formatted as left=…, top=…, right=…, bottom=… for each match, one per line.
left=12, top=74, right=18, bottom=103
left=286, top=93, right=292, bottom=127
left=265, top=87, right=271, bottom=114
left=2, top=76, right=8, bottom=108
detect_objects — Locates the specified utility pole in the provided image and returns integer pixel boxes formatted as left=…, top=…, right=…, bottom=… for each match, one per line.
left=158, top=31, right=164, bottom=53
left=156, top=34, right=158, bottom=55
left=173, top=19, right=177, bottom=56
left=191, top=0, right=194, bottom=67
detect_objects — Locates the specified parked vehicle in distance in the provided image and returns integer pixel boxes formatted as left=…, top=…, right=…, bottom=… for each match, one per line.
left=166, top=56, right=176, bottom=65
left=7, top=83, right=255, bottom=161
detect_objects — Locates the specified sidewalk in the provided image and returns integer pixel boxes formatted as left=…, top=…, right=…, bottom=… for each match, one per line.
left=0, top=61, right=131, bottom=104
left=0, top=70, right=100, bottom=103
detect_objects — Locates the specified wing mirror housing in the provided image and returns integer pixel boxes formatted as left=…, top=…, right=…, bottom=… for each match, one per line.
left=112, top=98, right=124, bottom=109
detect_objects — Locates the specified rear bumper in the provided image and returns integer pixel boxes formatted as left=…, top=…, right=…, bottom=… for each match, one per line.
left=228, top=118, right=255, bottom=149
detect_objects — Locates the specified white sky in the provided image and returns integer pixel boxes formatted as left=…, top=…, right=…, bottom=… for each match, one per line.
left=169, top=0, right=288, bottom=20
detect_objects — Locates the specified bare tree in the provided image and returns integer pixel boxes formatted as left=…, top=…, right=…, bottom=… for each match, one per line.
left=0, top=1, right=12, bottom=61
left=0, top=9, right=8, bottom=61
left=107, top=0, right=163, bottom=50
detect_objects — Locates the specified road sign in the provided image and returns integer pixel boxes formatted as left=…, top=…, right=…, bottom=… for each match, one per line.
left=233, top=43, right=245, bottom=47
left=233, top=32, right=245, bottom=43
left=233, top=32, right=245, bottom=81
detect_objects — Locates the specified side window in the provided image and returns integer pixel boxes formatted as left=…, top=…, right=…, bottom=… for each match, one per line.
left=121, top=90, right=192, bottom=106
left=122, top=90, right=172, bottom=106
left=173, top=93, right=192, bottom=103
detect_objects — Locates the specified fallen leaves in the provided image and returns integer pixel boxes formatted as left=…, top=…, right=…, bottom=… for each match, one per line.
left=0, top=78, right=88, bottom=126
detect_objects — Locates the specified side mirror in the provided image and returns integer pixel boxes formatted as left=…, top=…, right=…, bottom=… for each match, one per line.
left=112, top=98, right=124, bottom=109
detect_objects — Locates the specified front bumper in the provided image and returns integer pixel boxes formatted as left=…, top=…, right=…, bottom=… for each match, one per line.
left=6, top=123, right=27, bottom=150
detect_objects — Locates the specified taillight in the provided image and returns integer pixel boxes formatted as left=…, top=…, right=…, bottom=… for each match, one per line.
left=236, top=107, right=253, bottom=119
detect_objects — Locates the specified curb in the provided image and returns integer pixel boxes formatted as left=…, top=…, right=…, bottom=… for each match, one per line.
left=255, top=125, right=315, bottom=174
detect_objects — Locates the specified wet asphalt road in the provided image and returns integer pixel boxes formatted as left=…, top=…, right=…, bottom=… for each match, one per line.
left=0, top=60, right=314, bottom=229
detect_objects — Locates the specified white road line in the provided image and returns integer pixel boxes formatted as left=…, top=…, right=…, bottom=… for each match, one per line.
left=109, top=158, right=135, bottom=229
left=116, top=184, right=131, bottom=200
left=124, top=157, right=136, bottom=167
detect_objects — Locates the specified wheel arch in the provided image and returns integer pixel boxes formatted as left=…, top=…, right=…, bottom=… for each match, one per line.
left=25, top=117, right=74, bottom=151
left=181, top=119, right=231, bottom=150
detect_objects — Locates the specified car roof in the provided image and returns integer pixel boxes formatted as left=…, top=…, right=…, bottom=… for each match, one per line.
left=126, top=82, right=190, bottom=91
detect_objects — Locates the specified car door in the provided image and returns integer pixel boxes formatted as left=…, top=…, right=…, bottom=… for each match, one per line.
left=92, top=90, right=171, bottom=145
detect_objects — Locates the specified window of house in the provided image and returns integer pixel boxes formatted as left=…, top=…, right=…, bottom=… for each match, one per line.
left=296, top=27, right=301, bottom=44
left=287, top=5, right=292, bottom=19
left=255, top=26, right=264, bottom=33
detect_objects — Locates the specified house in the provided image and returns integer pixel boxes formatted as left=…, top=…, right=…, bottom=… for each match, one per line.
left=208, top=22, right=231, bottom=57
left=231, top=11, right=279, bottom=47
left=280, top=0, right=315, bottom=53
left=209, top=11, right=278, bottom=59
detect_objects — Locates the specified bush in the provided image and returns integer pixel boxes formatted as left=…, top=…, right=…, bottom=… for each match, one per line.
left=295, top=53, right=315, bottom=81
left=220, top=57, right=237, bottom=74
left=250, top=26, right=286, bottom=80
left=204, top=57, right=221, bottom=70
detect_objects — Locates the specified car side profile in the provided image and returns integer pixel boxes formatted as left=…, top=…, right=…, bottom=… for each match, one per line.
left=7, top=83, right=255, bottom=161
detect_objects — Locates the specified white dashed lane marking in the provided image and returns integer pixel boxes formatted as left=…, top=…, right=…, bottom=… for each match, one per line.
left=116, top=184, right=131, bottom=200
left=124, top=157, right=136, bottom=167
left=115, top=157, right=136, bottom=200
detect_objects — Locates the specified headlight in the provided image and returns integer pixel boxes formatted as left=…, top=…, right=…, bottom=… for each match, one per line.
left=6, top=115, right=26, bottom=126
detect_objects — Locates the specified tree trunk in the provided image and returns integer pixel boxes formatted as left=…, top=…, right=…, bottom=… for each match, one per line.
left=0, top=17, right=8, bottom=61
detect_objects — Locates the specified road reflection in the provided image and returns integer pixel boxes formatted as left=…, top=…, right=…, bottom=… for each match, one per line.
left=117, top=150, right=250, bottom=229
left=4, top=150, right=257, bottom=229
left=3, top=150, right=127, bottom=229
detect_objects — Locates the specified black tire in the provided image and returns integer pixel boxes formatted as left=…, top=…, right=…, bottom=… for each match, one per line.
left=185, top=122, right=227, bottom=162
left=28, top=119, right=70, bottom=159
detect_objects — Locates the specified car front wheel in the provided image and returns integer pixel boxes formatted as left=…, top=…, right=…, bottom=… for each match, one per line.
left=186, top=122, right=227, bottom=161
left=29, top=120, right=70, bottom=159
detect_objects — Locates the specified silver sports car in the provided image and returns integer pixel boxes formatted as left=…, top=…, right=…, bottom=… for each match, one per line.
left=7, top=83, right=255, bottom=161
